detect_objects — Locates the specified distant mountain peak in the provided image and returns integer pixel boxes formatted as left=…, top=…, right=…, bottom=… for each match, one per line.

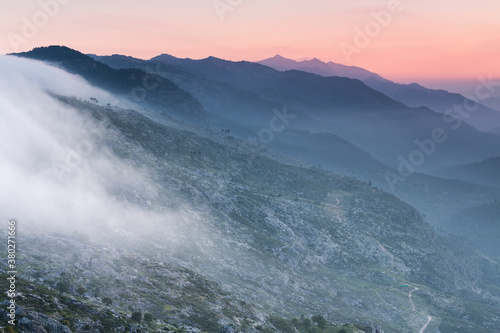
left=308, top=57, right=325, bottom=65
left=257, top=54, right=385, bottom=81
left=271, top=54, right=286, bottom=59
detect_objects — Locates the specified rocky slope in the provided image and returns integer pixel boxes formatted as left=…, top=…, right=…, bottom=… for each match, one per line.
left=6, top=96, right=495, bottom=332
left=3, top=232, right=371, bottom=333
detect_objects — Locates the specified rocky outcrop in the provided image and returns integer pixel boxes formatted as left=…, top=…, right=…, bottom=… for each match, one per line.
left=0, top=304, right=71, bottom=333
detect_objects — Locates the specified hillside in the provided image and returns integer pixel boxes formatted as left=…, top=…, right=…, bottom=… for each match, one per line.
left=0, top=232, right=373, bottom=333
left=442, top=202, right=500, bottom=258
left=432, top=156, right=500, bottom=188
left=33, top=95, right=500, bottom=332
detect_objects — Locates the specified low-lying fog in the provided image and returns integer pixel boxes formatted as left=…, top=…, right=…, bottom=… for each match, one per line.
left=0, top=56, right=208, bottom=249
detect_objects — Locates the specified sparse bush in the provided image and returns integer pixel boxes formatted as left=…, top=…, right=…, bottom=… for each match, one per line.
left=77, top=286, right=86, bottom=295
left=102, top=297, right=113, bottom=306
left=144, top=312, right=154, bottom=323
left=269, top=316, right=294, bottom=332
left=56, top=279, right=71, bottom=293
left=301, top=316, right=311, bottom=328
left=312, top=314, right=327, bottom=329
left=131, top=311, right=142, bottom=323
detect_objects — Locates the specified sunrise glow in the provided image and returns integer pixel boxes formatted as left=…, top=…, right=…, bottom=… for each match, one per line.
left=1, top=0, right=499, bottom=85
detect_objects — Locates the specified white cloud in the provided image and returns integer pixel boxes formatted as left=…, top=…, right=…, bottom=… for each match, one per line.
left=0, top=56, right=198, bottom=242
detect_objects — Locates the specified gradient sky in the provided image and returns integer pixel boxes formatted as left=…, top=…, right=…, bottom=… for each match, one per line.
left=1, top=0, right=499, bottom=89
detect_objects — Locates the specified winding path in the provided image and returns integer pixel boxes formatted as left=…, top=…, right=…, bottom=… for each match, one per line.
left=366, top=230, right=433, bottom=332
left=409, top=287, right=419, bottom=312
left=419, top=316, right=432, bottom=333
left=326, top=199, right=433, bottom=332
left=408, top=286, right=433, bottom=333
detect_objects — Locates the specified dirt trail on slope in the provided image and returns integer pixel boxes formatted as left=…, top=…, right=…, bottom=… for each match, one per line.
left=419, top=315, right=432, bottom=333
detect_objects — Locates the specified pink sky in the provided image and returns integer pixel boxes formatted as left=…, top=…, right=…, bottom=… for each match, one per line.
left=1, top=0, right=499, bottom=88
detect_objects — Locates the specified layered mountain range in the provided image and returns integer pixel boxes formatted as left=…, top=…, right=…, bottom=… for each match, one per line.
left=2, top=46, right=499, bottom=333
left=258, top=55, right=500, bottom=133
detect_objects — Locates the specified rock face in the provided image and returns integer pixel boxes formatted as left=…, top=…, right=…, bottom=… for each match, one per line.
left=0, top=307, right=71, bottom=333
left=19, top=313, right=72, bottom=333
left=217, top=326, right=235, bottom=333
left=371, top=326, right=384, bottom=333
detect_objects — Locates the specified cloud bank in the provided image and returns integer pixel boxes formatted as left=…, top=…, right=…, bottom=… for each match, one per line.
left=0, top=56, right=201, bottom=244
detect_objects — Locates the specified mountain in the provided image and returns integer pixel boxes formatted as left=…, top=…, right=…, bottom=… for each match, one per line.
left=258, top=55, right=500, bottom=133
left=363, top=77, right=500, bottom=133
left=258, top=54, right=387, bottom=81
left=432, top=156, right=500, bottom=188
left=3, top=53, right=500, bottom=332
left=11, top=46, right=206, bottom=121
left=94, top=52, right=500, bottom=173
left=482, top=96, right=500, bottom=112
left=2, top=54, right=384, bottom=333
left=149, top=54, right=402, bottom=115
left=51, top=94, right=500, bottom=332
left=90, top=52, right=500, bottom=229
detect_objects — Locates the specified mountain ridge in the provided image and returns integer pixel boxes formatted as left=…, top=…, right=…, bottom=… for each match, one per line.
left=258, top=54, right=387, bottom=82
left=258, top=54, right=500, bottom=133
left=86, top=49, right=500, bottom=228
left=11, top=46, right=207, bottom=121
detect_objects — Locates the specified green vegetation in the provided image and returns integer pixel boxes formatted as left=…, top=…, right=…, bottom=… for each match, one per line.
left=131, top=311, right=143, bottom=323
left=0, top=251, right=376, bottom=333
left=102, top=296, right=113, bottom=306
left=268, top=316, right=370, bottom=333
left=5, top=326, right=16, bottom=333
left=76, top=285, right=86, bottom=295
left=144, top=312, right=154, bottom=324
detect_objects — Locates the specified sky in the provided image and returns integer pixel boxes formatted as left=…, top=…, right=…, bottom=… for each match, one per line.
left=1, top=0, right=499, bottom=90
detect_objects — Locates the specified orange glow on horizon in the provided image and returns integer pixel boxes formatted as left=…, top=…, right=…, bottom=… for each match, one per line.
left=1, top=0, right=499, bottom=85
